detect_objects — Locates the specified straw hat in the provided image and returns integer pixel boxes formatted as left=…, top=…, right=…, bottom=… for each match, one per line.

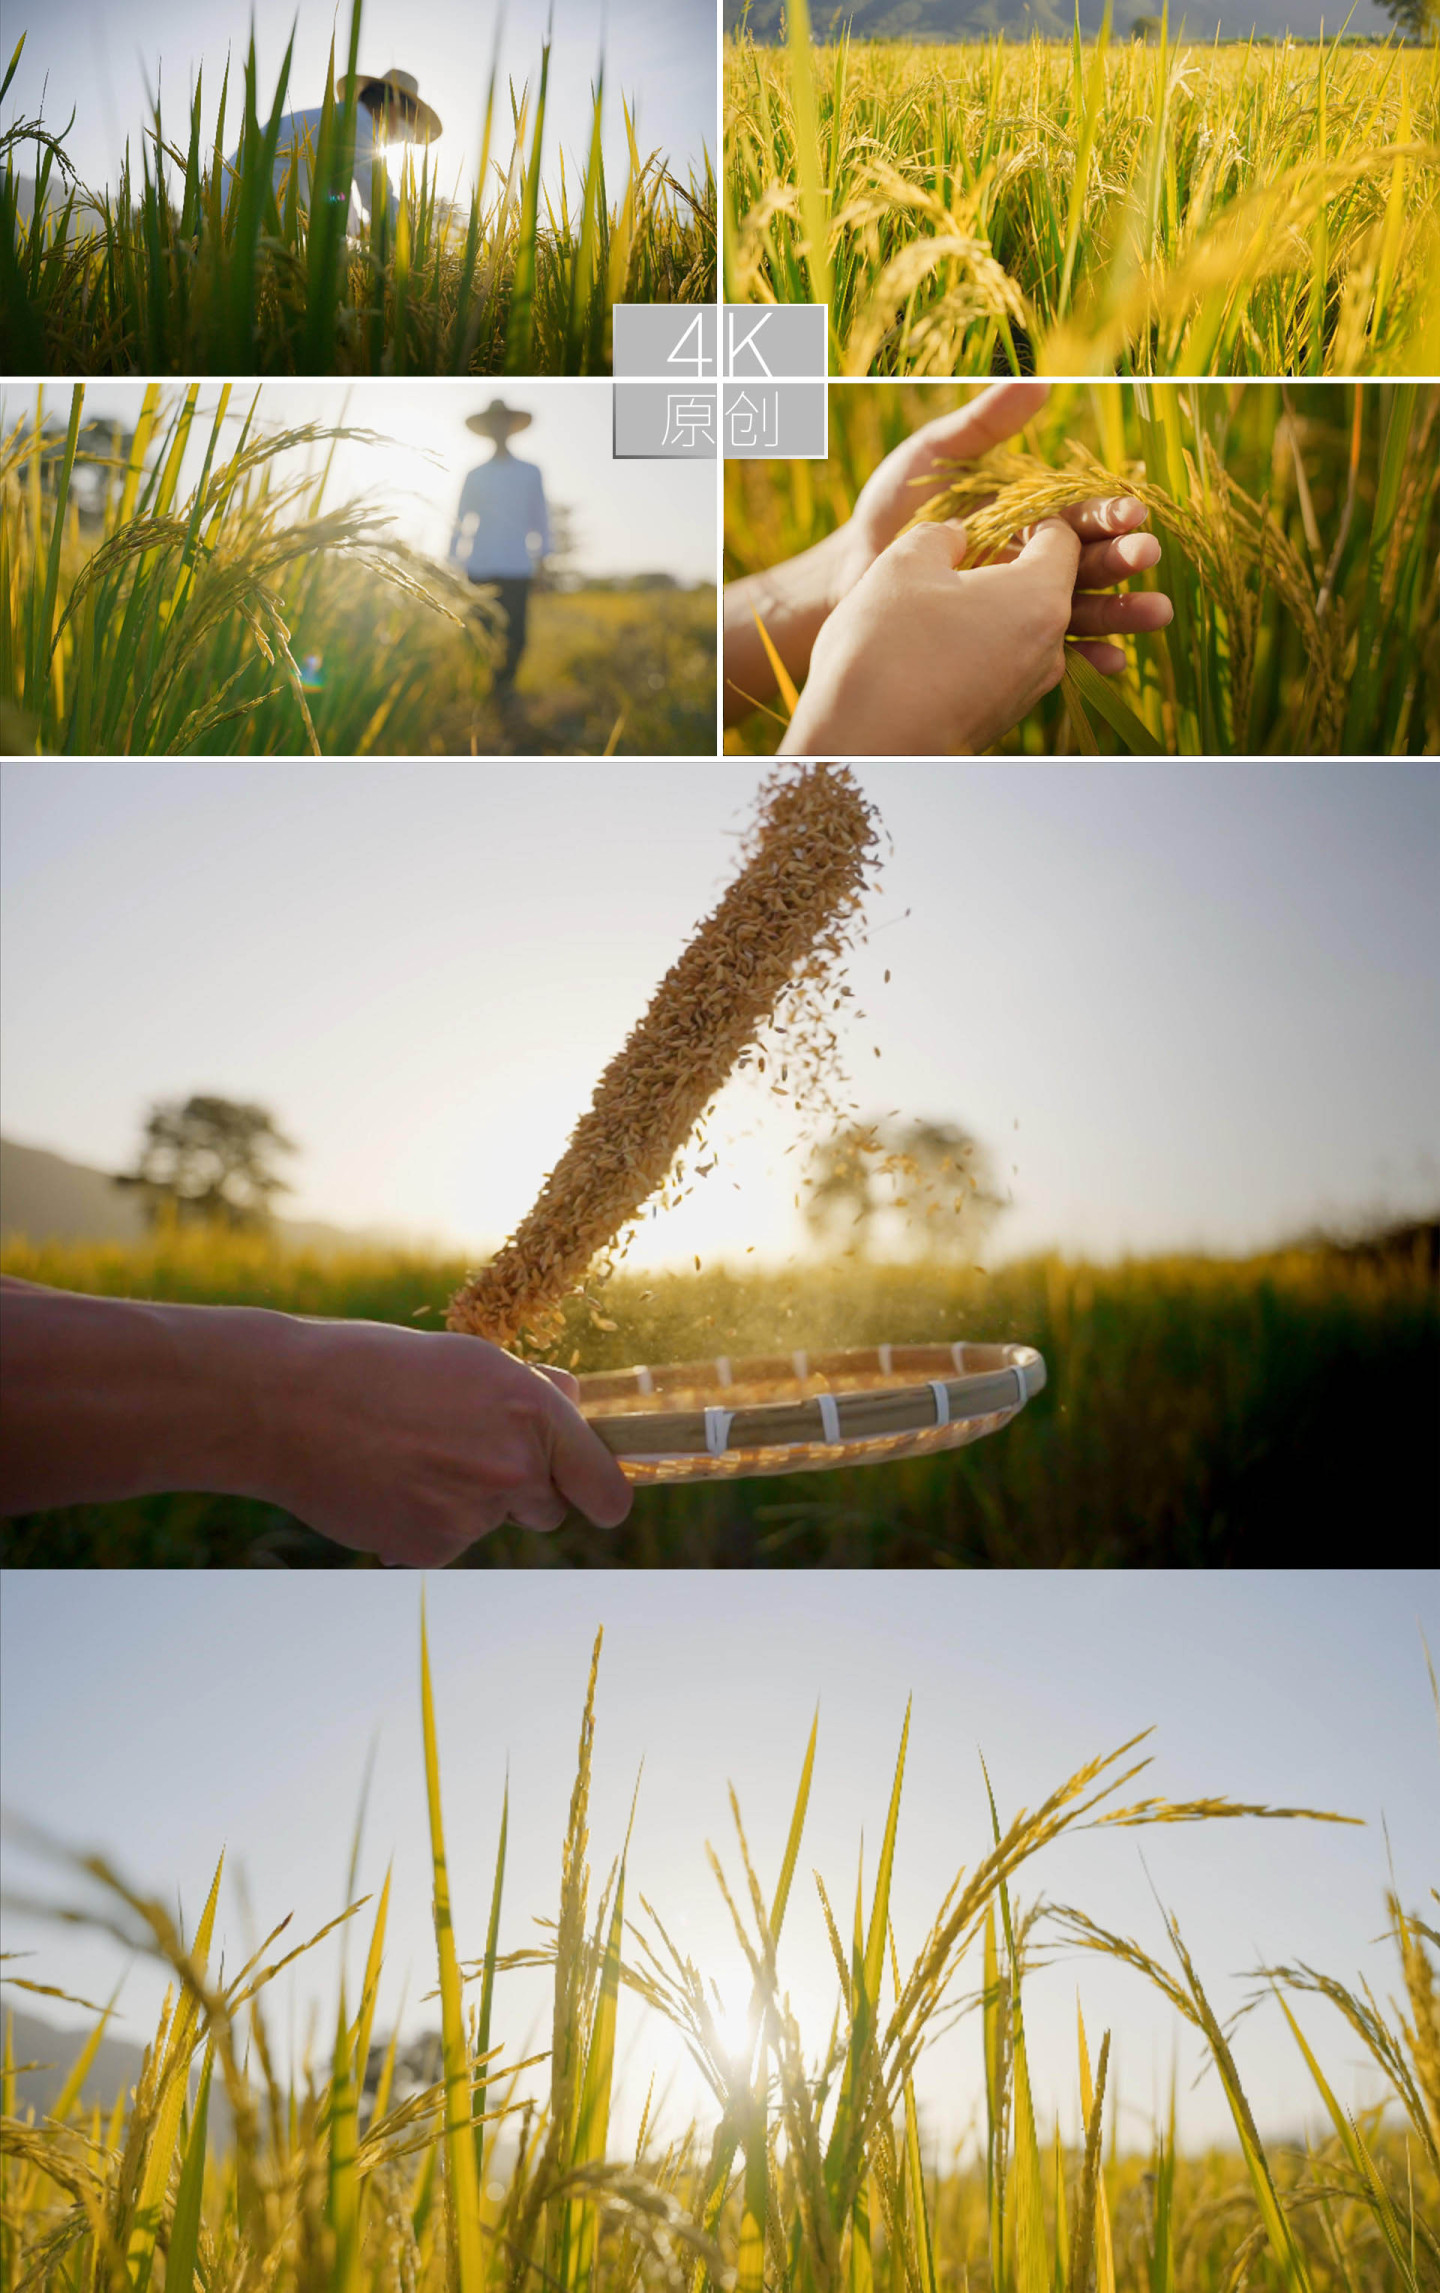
left=466, top=399, right=534, bottom=439
left=335, top=68, right=443, bottom=142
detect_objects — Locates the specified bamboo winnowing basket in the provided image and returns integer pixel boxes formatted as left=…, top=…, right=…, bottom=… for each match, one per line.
left=579, top=1341, right=1046, bottom=1483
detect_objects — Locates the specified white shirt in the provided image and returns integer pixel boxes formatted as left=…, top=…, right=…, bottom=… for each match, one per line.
left=450, top=458, right=551, bottom=579
left=224, top=104, right=396, bottom=232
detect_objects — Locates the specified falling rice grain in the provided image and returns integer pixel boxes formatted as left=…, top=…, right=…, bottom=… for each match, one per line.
left=448, top=763, right=882, bottom=1350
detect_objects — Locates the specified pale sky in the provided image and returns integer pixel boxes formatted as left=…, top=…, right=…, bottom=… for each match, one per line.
left=0, top=383, right=719, bottom=585
left=2, top=0, right=715, bottom=212
left=2, top=759, right=1437, bottom=1267
left=2, top=1570, right=1436, bottom=2157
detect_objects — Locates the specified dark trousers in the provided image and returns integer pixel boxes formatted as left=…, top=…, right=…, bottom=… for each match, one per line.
left=471, top=574, right=531, bottom=687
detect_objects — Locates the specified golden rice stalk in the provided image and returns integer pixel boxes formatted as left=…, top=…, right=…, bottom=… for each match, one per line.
left=448, top=764, right=881, bottom=1349
left=503, top=1629, right=603, bottom=2293
left=910, top=441, right=1346, bottom=750
left=1068, top=2023, right=1110, bottom=2293
left=1389, top=1891, right=1440, bottom=2163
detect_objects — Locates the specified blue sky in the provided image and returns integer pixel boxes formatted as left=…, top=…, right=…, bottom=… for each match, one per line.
left=2, top=0, right=715, bottom=210
left=2, top=1569, right=1436, bottom=2155
left=2, top=758, right=1437, bottom=1266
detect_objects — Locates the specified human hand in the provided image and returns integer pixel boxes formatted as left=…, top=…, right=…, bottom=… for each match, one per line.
left=724, top=381, right=1170, bottom=730
left=830, top=379, right=1055, bottom=592
left=261, top=1319, right=633, bottom=1565
left=831, top=381, right=1169, bottom=640
left=781, top=513, right=1171, bottom=756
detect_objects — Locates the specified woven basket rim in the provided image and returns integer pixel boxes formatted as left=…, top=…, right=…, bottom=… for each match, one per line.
left=580, top=1339, right=1045, bottom=1464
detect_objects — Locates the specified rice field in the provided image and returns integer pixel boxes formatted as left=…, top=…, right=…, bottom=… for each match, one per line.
left=488, top=589, right=717, bottom=761
left=0, top=386, right=716, bottom=756
left=2, top=1226, right=1434, bottom=1568
left=1, top=0, right=715, bottom=378
left=723, top=8, right=1440, bottom=378
left=724, top=382, right=1440, bottom=756
left=2, top=1619, right=1436, bottom=2293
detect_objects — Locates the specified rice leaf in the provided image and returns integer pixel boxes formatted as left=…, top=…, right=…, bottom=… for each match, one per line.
left=163, top=2036, right=213, bottom=2293
left=419, top=1596, right=486, bottom=2293
left=1063, top=652, right=1164, bottom=754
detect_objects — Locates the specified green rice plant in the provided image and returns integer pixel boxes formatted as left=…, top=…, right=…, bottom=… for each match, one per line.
left=1, top=1222, right=1435, bottom=1569
left=3, top=1628, right=1437, bottom=2293
left=723, top=25, right=1440, bottom=379
left=0, top=0, right=714, bottom=378
left=723, top=381, right=1440, bottom=755
left=0, top=384, right=717, bottom=755
left=0, top=380, right=481, bottom=753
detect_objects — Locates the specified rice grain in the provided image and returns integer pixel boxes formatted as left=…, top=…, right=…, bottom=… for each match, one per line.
left=448, top=763, right=882, bottom=1350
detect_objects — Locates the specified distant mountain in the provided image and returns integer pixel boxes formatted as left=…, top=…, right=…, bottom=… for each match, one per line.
left=11, top=177, right=110, bottom=233
left=0, top=1136, right=399, bottom=1255
left=6, top=2005, right=150, bottom=2123
left=726, top=0, right=1397, bottom=40
left=7, top=2005, right=448, bottom=2148
left=7, top=2004, right=234, bottom=2143
left=1, top=1137, right=150, bottom=1246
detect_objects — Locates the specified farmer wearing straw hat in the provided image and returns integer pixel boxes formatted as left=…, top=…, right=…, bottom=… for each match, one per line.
left=451, top=401, right=552, bottom=695
left=224, top=68, right=442, bottom=235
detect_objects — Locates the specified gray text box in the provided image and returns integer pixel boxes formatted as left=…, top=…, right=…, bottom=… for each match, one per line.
left=613, top=305, right=718, bottom=379
left=722, top=305, right=828, bottom=378
left=722, top=381, right=827, bottom=459
left=613, top=382, right=718, bottom=459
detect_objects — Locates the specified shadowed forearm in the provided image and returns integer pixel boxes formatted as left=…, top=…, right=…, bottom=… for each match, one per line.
left=0, top=1279, right=296, bottom=1515
left=1, top=1280, right=634, bottom=1558
left=723, top=529, right=850, bottom=727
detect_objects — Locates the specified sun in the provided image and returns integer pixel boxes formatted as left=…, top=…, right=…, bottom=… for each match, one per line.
left=703, top=1975, right=762, bottom=2075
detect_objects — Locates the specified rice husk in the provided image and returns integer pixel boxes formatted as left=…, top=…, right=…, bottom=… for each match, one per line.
left=448, top=763, right=882, bottom=1351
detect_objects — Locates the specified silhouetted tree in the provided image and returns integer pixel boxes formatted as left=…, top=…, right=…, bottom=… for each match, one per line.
left=804, top=1116, right=1006, bottom=1260
left=115, top=1096, right=296, bottom=1229
left=1374, top=0, right=1437, bottom=36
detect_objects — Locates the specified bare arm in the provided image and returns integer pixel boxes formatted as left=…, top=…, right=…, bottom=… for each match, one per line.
left=0, top=1278, right=632, bottom=1564
left=451, top=466, right=481, bottom=561
left=723, top=528, right=851, bottom=727
left=530, top=466, right=551, bottom=562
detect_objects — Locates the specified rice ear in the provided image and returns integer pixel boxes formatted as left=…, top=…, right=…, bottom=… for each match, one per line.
left=910, top=440, right=1346, bottom=752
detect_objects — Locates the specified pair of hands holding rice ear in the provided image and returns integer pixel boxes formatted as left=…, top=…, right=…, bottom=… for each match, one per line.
left=724, top=380, right=1175, bottom=756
